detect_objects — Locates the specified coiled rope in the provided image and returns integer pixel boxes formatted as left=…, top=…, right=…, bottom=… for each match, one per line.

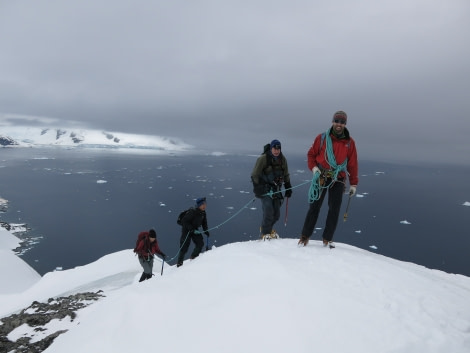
left=308, top=130, right=348, bottom=203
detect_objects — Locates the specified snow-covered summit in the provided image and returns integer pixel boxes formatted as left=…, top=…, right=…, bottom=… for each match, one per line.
left=1, top=226, right=470, bottom=353
left=0, top=126, right=192, bottom=152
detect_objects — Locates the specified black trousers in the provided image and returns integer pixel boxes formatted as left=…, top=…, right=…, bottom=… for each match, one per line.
left=301, top=180, right=344, bottom=242
left=178, top=231, right=204, bottom=264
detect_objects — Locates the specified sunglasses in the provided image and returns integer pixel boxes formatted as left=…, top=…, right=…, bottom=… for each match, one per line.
left=333, top=119, right=346, bottom=125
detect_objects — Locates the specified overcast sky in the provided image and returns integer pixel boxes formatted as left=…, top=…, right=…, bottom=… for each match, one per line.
left=1, top=0, right=469, bottom=163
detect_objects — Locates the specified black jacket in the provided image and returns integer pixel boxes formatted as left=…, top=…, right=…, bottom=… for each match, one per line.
left=181, top=207, right=209, bottom=236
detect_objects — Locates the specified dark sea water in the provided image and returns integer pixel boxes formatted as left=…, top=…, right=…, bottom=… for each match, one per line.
left=1, top=148, right=469, bottom=277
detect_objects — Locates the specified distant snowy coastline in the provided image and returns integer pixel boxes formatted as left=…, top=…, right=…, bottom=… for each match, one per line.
left=0, top=125, right=193, bottom=153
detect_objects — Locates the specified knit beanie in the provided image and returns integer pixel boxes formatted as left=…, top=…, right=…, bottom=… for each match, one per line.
left=270, top=139, right=281, bottom=149
left=196, top=197, right=206, bottom=207
left=149, top=229, right=157, bottom=238
left=332, top=111, right=347, bottom=122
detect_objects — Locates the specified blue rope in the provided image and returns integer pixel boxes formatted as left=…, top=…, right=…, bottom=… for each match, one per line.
left=164, top=180, right=310, bottom=265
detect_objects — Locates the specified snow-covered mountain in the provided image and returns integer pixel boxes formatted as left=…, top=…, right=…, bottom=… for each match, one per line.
left=1, top=226, right=470, bottom=353
left=0, top=126, right=192, bottom=152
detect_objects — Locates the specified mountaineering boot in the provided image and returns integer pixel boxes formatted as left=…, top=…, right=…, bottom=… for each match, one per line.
left=323, top=239, right=335, bottom=249
left=177, top=262, right=183, bottom=268
left=139, top=272, right=147, bottom=282
left=298, top=235, right=309, bottom=246
left=270, top=229, right=280, bottom=239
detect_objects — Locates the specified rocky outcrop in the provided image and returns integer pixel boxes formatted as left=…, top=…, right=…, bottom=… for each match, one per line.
left=0, top=136, right=18, bottom=146
left=0, top=291, right=105, bottom=353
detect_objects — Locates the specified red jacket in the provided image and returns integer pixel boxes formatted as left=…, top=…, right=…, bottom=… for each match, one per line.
left=135, top=232, right=164, bottom=259
left=307, top=128, right=359, bottom=186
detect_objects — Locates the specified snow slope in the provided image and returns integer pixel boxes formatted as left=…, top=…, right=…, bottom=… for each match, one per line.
left=1, top=226, right=469, bottom=353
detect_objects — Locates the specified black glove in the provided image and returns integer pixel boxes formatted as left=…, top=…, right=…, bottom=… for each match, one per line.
left=205, top=231, right=210, bottom=237
left=284, top=182, right=292, bottom=198
left=253, top=183, right=266, bottom=198
left=160, top=252, right=167, bottom=259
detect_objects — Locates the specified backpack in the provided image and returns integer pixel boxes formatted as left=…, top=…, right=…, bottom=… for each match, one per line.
left=176, top=208, right=192, bottom=226
left=133, top=231, right=148, bottom=253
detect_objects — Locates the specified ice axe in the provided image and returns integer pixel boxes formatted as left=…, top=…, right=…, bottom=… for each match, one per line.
left=343, top=194, right=353, bottom=222
left=284, top=197, right=289, bottom=226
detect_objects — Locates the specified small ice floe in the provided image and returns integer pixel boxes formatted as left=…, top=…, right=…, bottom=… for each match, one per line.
left=54, top=267, right=63, bottom=271
left=224, top=187, right=233, bottom=190
left=369, top=245, right=378, bottom=250
left=356, top=194, right=365, bottom=198
left=400, top=220, right=412, bottom=225
left=249, top=207, right=257, bottom=210
left=463, top=201, right=470, bottom=207
left=159, top=202, right=166, bottom=207
left=354, top=230, right=362, bottom=234
left=96, top=180, right=107, bottom=184
left=210, top=151, right=226, bottom=156
left=227, top=206, right=234, bottom=210
left=375, top=171, right=385, bottom=175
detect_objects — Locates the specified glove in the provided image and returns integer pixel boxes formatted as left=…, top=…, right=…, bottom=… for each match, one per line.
left=349, top=185, right=357, bottom=197
left=193, top=229, right=201, bottom=234
left=312, top=166, right=320, bottom=176
left=160, top=253, right=167, bottom=259
left=284, top=182, right=292, bottom=198
left=204, top=231, right=210, bottom=237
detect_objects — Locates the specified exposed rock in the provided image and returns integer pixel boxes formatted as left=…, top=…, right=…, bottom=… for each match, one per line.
left=69, top=132, right=84, bottom=144
left=0, top=136, right=18, bottom=146
left=0, top=291, right=105, bottom=353
left=55, top=129, right=67, bottom=140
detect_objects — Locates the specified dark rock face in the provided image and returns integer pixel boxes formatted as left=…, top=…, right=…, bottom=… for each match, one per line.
left=0, top=136, right=18, bottom=146
left=0, top=291, right=105, bottom=353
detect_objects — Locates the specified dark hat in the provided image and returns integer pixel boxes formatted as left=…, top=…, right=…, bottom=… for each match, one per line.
left=332, top=111, right=347, bottom=122
left=196, top=197, right=206, bottom=207
left=270, top=139, right=281, bottom=149
left=149, top=229, right=157, bottom=238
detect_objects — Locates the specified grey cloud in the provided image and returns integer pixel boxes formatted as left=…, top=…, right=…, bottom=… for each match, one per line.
left=0, top=0, right=469, bottom=163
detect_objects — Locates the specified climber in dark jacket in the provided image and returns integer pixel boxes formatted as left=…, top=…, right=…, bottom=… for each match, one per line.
left=177, top=197, right=210, bottom=267
left=251, top=139, right=292, bottom=240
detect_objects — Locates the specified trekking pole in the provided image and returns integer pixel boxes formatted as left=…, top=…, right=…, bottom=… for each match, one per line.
left=160, top=258, right=164, bottom=276
left=343, top=195, right=352, bottom=222
left=284, top=197, right=289, bottom=226
left=206, top=235, right=210, bottom=251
